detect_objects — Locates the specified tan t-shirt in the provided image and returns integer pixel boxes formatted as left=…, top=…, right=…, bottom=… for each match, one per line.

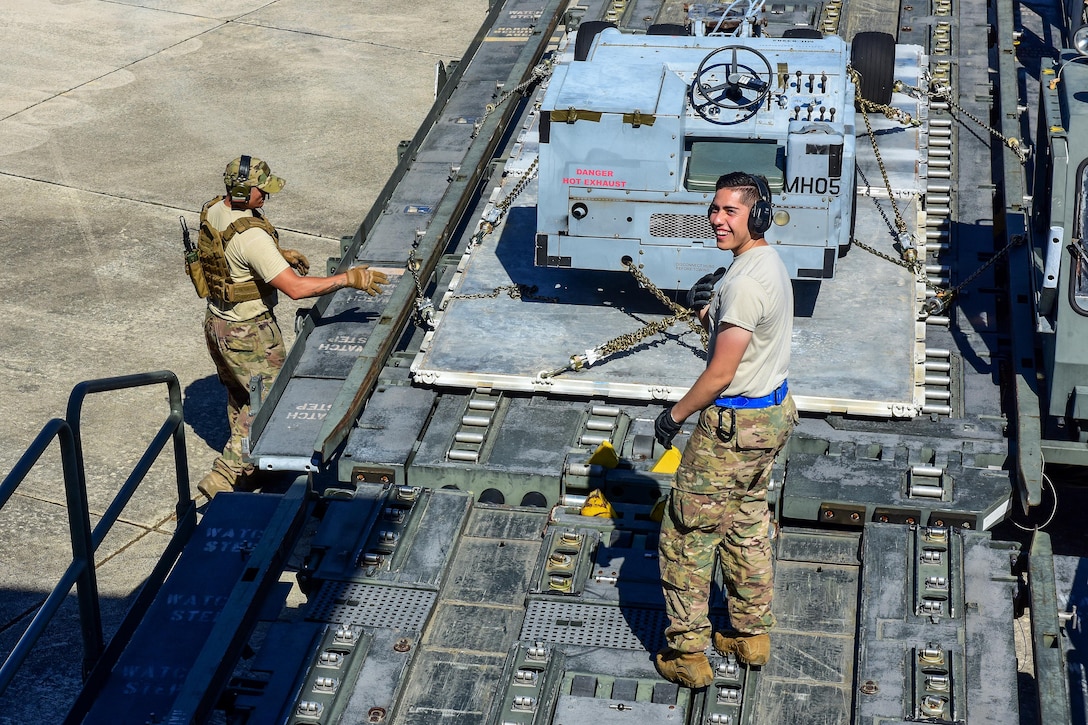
left=707, top=245, right=792, bottom=398
left=205, top=199, right=290, bottom=322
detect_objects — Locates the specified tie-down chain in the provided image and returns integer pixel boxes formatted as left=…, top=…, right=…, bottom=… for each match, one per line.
left=849, top=65, right=1027, bottom=315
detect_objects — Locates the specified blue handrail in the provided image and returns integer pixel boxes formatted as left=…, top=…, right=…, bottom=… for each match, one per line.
left=0, top=370, right=197, bottom=695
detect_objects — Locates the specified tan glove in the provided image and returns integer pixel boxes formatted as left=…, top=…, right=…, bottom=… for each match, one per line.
left=345, top=265, right=390, bottom=296
left=281, top=248, right=310, bottom=276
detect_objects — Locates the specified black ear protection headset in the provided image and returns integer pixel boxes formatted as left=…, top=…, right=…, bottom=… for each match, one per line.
left=227, top=154, right=253, bottom=202
left=747, top=173, right=773, bottom=236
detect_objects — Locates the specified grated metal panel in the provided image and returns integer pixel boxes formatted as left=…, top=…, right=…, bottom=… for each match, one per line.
left=521, top=600, right=668, bottom=651
left=307, top=581, right=436, bottom=629
left=649, top=213, right=709, bottom=239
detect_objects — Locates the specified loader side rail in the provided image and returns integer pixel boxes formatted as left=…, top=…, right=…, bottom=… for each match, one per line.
left=247, top=0, right=540, bottom=453
left=0, top=371, right=197, bottom=695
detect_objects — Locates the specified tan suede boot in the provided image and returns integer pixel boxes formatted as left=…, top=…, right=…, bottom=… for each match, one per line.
left=197, top=470, right=234, bottom=500
left=654, top=648, right=714, bottom=688
left=713, top=631, right=771, bottom=666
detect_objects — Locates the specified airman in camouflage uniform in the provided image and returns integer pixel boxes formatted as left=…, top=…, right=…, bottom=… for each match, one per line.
left=197, top=156, right=389, bottom=499
left=653, top=172, right=796, bottom=688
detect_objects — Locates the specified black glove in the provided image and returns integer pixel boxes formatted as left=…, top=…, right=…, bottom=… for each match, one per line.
left=654, top=407, right=683, bottom=449
left=686, top=267, right=727, bottom=311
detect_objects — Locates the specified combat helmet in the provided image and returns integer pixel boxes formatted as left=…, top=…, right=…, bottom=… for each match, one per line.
left=224, top=155, right=286, bottom=201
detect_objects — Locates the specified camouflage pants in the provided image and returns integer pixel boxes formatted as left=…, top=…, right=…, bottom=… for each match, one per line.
left=203, top=309, right=285, bottom=483
left=659, top=395, right=796, bottom=652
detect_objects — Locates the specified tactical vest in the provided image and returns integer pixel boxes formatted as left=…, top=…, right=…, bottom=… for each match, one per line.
left=194, top=196, right=280, bottom=304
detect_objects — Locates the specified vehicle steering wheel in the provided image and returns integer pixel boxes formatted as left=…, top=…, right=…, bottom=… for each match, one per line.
left=690, top=45, right=773, bottom=123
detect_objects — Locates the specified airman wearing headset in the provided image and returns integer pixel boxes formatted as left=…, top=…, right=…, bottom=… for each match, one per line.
left=197, top=155, right=388, bottom=500
left=652, top=171, right=798, bottom=688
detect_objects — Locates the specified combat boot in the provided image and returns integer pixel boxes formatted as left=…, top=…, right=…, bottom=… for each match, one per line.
left=654, top=648, right=714, bottom=688
left=197, top=470, right=234, bottom=500
left=713, top=631, right=770, bottom=666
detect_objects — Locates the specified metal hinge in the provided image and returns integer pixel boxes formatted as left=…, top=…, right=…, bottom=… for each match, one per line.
left=622, top=110, right=656, bottom=127
left=551, top=107, right=603, bottom=124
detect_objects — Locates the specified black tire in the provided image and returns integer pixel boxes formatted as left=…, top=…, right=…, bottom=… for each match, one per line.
left=574, top=21, right=616, bottom=61
left=850, top=31, right=896, bottom=105
left=782, top=27, right=823, bottom=39
left=647, top=23, right=688, bottom=36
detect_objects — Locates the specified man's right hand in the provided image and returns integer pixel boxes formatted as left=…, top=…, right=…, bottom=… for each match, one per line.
left=654, top=407, right=684, bottom=449
left=686, top=267, right=727, bottom=311
left=345, top=265, right=390, bottom=296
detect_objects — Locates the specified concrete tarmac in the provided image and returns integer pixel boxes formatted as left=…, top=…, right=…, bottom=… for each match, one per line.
left=0, top=0, right=485, bottom=720
left=0, top=2, right=1081, bottom=723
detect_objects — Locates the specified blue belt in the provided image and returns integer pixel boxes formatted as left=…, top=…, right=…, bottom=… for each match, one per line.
left=715, top=380, right=788, bottom=410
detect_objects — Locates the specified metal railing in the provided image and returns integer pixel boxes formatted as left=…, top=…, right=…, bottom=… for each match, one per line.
left=0, top=370, right=198, bottom=695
